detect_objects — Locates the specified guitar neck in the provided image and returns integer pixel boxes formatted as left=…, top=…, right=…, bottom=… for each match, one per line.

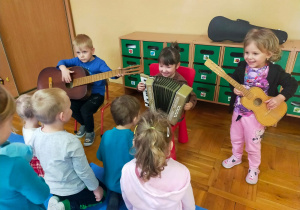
left=72, top=69, right=121, bottom=87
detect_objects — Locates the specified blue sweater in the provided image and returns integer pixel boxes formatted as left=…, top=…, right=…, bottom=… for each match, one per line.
left=97, top=128, right=134, bottom=193
left=0, top=155, right=50, bottom=210
left=57, top=56, right=111, bottom=95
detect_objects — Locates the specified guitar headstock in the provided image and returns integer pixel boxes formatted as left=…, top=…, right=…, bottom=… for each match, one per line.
left=121, top=65, right=143, bottom=75
left=204, top=59, right=226, bottom=77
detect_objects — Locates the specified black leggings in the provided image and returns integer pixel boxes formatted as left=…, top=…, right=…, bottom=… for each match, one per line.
left=71, top=94, right=104, bottom=133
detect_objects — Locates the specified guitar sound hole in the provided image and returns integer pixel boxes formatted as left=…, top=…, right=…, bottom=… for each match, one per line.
left=253, top=98, right=262, bottom=106
left=65, top=82, right=73, bottom=89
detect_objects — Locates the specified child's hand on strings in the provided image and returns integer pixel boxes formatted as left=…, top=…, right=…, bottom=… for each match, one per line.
left=60, top=65, right=74, bottom=83
left=265, top=94, right=285, bottom=110
left=233, top=86, right=246, bottom=96
left=93, top=186, right=104, bottom=202
left=184, top=102, right=193, bottom=111
left=116, top=67, right=124, bottom=78
left=137, top=82, right=146, bottom=91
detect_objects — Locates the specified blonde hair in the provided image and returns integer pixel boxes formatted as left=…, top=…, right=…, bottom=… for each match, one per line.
left=0, top=86, right=16, bottom=125
left=72, top=34, right=93, bottom=49
left=16, top=94, right=34, bottom=119
left=244, top=28, right=281, bottom=62
left=134, top=110, right=172, bottom=181
left=31, top=88, right=68, bottom=124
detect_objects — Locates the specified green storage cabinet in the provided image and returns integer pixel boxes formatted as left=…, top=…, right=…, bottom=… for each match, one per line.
left=194, top=45, right=220, bottom=64
left=292, top=52, right=300, bottom=74
left=193, top=82, right=215, bottom=101
left=218, top=86, right=232, bottom=104
left=180, top=62, right=189, bottom=67
left=143, top=59, right=157, bottom=75
left=292, top=75, right=300, bottom=95
left=219, top=68, right=235, bottom=86
left=223, top=47, right=244, bottom=67
left=123, top=56, right=141, bottom=88
left=167, top=43, right=190, bottom=62
left=273, top=51, right=289, bottom=70
left=194, top=64, right=217, bottom=84
left=287, top=95, right=300, bottom=116
left=121, top=39, right=140, bottom=57
left=143, top=41, right=163, bottom=59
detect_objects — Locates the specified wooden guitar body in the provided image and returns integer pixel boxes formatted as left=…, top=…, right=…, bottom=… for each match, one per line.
left=37, top=67, right=92, bottom=100
left=240, top=87, right=287, bottom=126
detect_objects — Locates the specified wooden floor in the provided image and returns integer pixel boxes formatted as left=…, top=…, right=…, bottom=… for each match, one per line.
left=12, top=83, right=300, bottom=210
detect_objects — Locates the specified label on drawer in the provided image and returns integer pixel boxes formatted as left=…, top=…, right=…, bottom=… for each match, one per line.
left=203, top=55, right=209, bottom=60
left=128, top=49, right=133, bottom=54
left=228, top=96, right=231, bottom=101
left=150, top=51, right=155, bottom=56
left=131, top=81, right=136, bottom=85
left=234, top=58, right=240, bottom=63
left=294, top=107, right=300, bottom=113
left=201, top=75, right=207, bottom=80
left=200, top=92, right=206, bottom=97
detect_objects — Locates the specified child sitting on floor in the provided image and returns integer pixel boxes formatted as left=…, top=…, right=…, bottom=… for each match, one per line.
left=16, top=94, right=44, bottom=177
left=30, top=88, right=106, bottom=210
left=121, top=110, right=195, bottom=210
left=97, top=95, right=140, bottom=210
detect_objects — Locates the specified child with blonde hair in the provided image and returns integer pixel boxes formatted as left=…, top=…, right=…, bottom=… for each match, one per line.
left=30, top=88, right=106, bottom=210
left=222, top=29, right=297, bottom=184
left=120, top=110, right=195, bottom=210
left=0, top=86, right=50, bottom=210
left=58, top=34, right=122, bottom=146
left=16, top=94, right=44, bottom=176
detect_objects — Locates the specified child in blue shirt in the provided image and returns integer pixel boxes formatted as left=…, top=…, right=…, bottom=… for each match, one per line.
left=97, top=95, right=140, bottom=210
left=57, top=34, right=121, bottom=146
left=0, top=86, right=50, bottom=210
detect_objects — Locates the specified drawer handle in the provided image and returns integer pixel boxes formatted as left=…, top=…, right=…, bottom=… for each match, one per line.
left=291, top=101, right=300, bottom=107
left=200, top=50, right=214, bottom=55
left=197, top=87, right=210, bottom=92
left=128, top=76, right=138, bottom=81
left=230, top=52, right=244, bottom=57
left=126, top=44, right=137, bottom=49
left=224, top=91, right=232, bottom=96
left=199, top=70, right=212, bottom=74
left=147, top=46, right=159, bottom=51
left=127, top=61, right=137, bottom=65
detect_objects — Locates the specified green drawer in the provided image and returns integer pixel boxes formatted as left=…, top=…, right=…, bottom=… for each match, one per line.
left=193, top=82, right=215, bottom=101
left=292, top=52, right=300, bottom=73
left=194, top=45, right=220, bottom=64
left=143, top=41, right=163, bottom=59
left=219, top=68, right=235, bottom=86
left=273, top=51, right=289, bottom=70
left=167, top=43, right=189, bottom=62
left=292, top=75, right=300, bottom=95
left=143, top=59, right=157, bottom=75
left=123, top=56, right=141, bottom=88
left=194, top=64, right=217, bottom=84
left=122, top=56, right=140, bottom=68
left=287, top=95, right=300, bottom=116
left=218, top=86, right=232, bottom=104
left=121, top=39, right=140, bottom=57
left=180, top=62, right=189, bottom=67
left=223, top=47, right=244, bottom=67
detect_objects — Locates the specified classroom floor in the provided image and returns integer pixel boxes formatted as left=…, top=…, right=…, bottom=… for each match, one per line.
left=12, top=82, right=300, bottom=210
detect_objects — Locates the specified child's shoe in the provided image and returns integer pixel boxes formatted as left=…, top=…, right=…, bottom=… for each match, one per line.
left=246, top=168, right=260, bottom=184
left=48, top=196, right=65, bottom=210
left=222, top=155, right=242, bottom=168
left=84, top=132, right=95, bottom=146
left=76, top=125, right=86, bottom=138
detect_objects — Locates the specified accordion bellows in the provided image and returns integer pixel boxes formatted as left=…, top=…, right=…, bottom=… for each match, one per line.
left=144, top=75, right=193, bottom=125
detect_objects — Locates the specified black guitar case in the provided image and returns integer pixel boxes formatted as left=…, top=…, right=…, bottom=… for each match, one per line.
left=208, top=16, right=288, bottom=44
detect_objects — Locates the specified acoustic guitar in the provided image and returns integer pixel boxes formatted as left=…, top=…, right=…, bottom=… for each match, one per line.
left=204, top=59, right=287, bottom=126
left=37, top=65, right=142, bottom=100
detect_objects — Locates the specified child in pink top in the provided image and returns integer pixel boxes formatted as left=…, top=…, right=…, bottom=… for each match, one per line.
left=120, top=110, right=195, bottom=210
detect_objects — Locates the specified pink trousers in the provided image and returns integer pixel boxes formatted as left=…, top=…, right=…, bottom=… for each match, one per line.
left=230, top=112, right=265, bottom=169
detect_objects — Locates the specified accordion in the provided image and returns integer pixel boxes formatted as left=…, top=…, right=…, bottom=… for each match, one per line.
left=141, top=74, right=193, bottom=125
